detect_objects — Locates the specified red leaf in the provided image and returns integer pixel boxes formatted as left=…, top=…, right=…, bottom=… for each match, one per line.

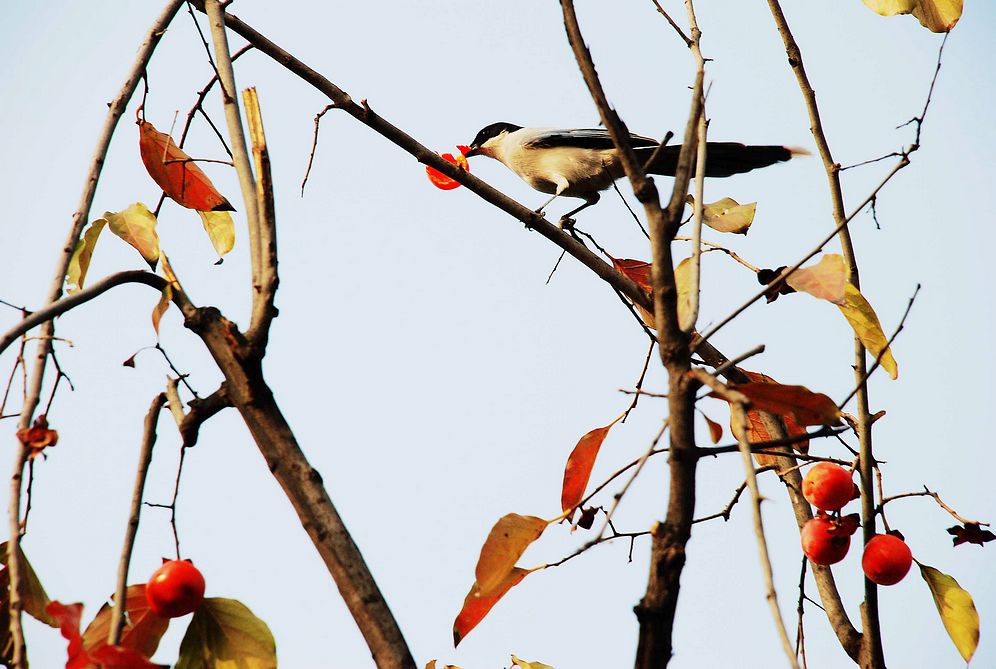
left=731, top=382, right=842, bottom=427
left=453, top=568, right=528, bottom=647
left=46, top=601, right=88, bottom=669
left=89, top=645, right=167, bottom=669
left=732, top=370, right=811, bottom=465
left=426, top=147, right=471, bottom=190
left=611, top=258, right=653, bottom=293
left=561, top=421, right=618, bottom=512
left=701, top=413, right=723, bottom=444
left=138, top=119, right=233, bottom=211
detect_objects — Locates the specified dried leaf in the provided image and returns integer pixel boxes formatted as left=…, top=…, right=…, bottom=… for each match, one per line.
left=688, top=195, right=756, bottom=235
left=561, top=421, right=619, bottom=512
left=66, top=220, right=107, bottom=293
left=702, top=413, right=723, bottom=444
left=947, top=523, right=996, bottom=547
left=675, top=256, right=695, bottom=331
left=475, top=514, right=548, bottom=596
left=511, top=655, right=556, bottom=669
left=16, top=414, right=59, bottom=460
left=757, top=266, right=797, bottom=303
left=918, top=562, right=979, bottom=663
left=0, top=542, right=57, bottom=628
left=785, top=254, right=847, bottom=305
left=838, top=282, right=898, bottom=380
left=151, top=284, right=173, bottom=337
left=729, top=382, right=842, bottom=427
left=81, top=585, right=169, bottom=662
left=175, top=598, right=276, bottom=669
left=453, top=568, right=528, bottom=647
left=197, top=210, right=235, bottom=257
left=138, top=119, right=233, bottom=211
left=863, top=0, right=962, bottom=32
left=105, top=203, right=161, bottom=270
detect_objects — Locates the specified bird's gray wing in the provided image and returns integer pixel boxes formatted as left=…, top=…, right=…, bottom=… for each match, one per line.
left=524, top=128, right=659, bottom=150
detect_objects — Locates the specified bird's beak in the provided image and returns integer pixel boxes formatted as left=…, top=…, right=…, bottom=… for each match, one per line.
left=463, top=144, right=480, bottom=157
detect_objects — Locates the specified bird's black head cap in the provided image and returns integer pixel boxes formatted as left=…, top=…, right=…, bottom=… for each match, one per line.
left=467, top=122, right=522, bottom=153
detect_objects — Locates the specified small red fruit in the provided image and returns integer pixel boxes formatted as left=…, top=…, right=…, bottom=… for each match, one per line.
left=146, top=559, right=206, bottom=618
left=426, top=146, right=471, bottom=190
left=801, top=514, right=857, bottom=565
left=803, top=463, right=855, bottom=511
left=862, top=534, right=913, bottom=585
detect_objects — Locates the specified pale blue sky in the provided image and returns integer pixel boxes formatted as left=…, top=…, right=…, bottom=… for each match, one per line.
left=1, top=2, right=994, bottom=667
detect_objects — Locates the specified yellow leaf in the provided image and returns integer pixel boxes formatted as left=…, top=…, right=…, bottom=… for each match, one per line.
left=511, top=655, right=556, bottom=669
left=785, top=254, right=847, bottom=305
left=152, top=284, right=174, bottom=336
left=675, top=257, right=695, bottom=331
left=475, top=514, right=548, bottom=596
left=862, top=0, right=962, bottom=32
left=918, top=562, right=979, bottom=663
left=105, top=203, right=161, bottom=269
left=197, top=210, right=235, bottom=257
left=66, top=219, right=106, bottom=293
left=837, top=282, right=898, bottom=379
left=688, top=195, right=756, bottom=235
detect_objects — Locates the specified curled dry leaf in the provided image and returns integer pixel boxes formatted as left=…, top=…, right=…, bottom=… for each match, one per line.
left=105, top=203, right=161, bottom=270
left=863, top=0, right=962, bottom=32
left=511, top=655, right=557, bottom=669
left=453, top=568, right=528, bottom=647
left=917, top=562, right=979, bottom=663
left=611, top=257, right=655, bottom=328
left=475, top=514, right=548, bottom=596
left=947, top=522, right=996, bottom=547
left=66, top=220, right=107, bottom=293
left=785, top=253, right=847, bottom=305
left=687, top=195, right=757, bottom=234
left=701, top=412, right=723, bottom=444
left=138, top=118, right=234, bottom=211
left=151, top=284, right=173, bottom=337
left=675, top=256, right=696, bottom=331
left=197, top=210, right=235, bottom=258
left=561, top=419, right=620, bottom=512
left=16, top=414, right=58, bottom=460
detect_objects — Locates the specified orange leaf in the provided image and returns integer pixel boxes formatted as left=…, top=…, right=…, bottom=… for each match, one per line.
left=732, top=371, right=810, bottom=465
left=453, top=568, right=528, bottom=647
left=730, top=382, right=842, bottom=427
left=426, top=146, right=471, bottom=190
left=701, top=413, right=723, bottom=444
left=81, top=585, right=169, bottom=662
left=561, top=421, right=618, bottom=512
left=611, top=258, right=655, bottom=327
left=16, top=415, right=58, bottom=460
left=138, top=119, right=233, bottom=211
left=474, top=514, right=548, bottom=596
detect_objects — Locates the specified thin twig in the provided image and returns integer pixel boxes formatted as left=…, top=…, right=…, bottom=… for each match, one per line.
left=692, top=466, right=777, bottom=524
left=621, top=342, right=656, bottom=422
left=109, top=393, right=167, bottom=646
left=699, top=369, right=798, bottom=669
left=649, top=0, right=693, bottom=46
left=301, top=104, right=335, bottom=196
left=879, top=486, right=984, bottom=527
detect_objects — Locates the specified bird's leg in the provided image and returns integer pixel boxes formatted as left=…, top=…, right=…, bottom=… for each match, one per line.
left=558, top=193, right=600, bottom=228
left=534, top=194, right=559, bottom=215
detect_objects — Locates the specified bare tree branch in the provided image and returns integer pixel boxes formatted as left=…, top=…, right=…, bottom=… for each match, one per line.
left=109, top=393, right=167, bottom=646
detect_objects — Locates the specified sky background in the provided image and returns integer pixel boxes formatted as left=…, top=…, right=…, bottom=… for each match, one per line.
left=1, top=1, right=994, bottom=667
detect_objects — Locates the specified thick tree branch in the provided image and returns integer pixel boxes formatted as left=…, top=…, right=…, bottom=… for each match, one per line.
left=109, top=393, right=167, bottom=646
left=6, top=6, right=185, bottom=664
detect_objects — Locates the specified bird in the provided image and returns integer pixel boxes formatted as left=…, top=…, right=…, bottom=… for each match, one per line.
left=463, top=122, right=802, bottom=223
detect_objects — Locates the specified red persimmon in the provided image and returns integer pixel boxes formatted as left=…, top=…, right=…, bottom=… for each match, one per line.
left=146, top=559, right=206, bottom=618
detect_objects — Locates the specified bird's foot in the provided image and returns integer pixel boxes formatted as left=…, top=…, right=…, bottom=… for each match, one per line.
left=558, top=216, right=576, bottom=231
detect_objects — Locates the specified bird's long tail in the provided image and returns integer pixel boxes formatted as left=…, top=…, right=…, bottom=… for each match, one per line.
left=638, top=142, right=805, bottom=178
